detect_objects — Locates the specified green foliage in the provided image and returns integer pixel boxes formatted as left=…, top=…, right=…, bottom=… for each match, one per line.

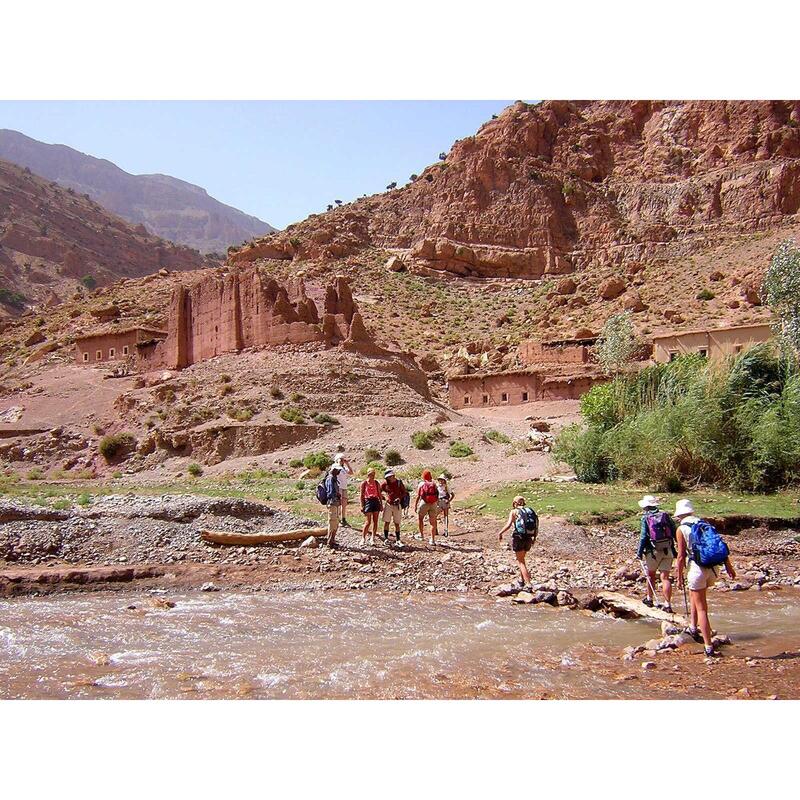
left=302, top=451, right=333, bottom=471
left=484, top=429, right=511, bottom=445
left=313, top=412, right=339, bottom=425
left=364, top=447, right=382, bottom=462
left=98, top=433, right=136, bottom=461
left=76, top=492, right=92, bottom=506
left=696, top=288, right=715, bottom=301
left=763, top=239, right=800, bottom=355
left=26, top=467, right=44, bottom=481
left=289, top=458, right=304, bottom=469
left=269, top=386, right=284, bottom=399
left=188, top=463, right=203, bottom=477
left=80, top=275, right=97, bottom=290
left=554, top=347, right=800, bottom=491
left=280, top=406, right=306, bottom=424
left=384, top=449, right=403, bottom=466
left=0, top=287, right=27, bottom=310
left=219, top=374, right=232, bottom=383
left=594, top=311, right=641, bottom=376
left=289, top=392, right=304, bottom=402
left=448, top=440, right=474, bottom=458
left=411, top=430, right=433, bottom=450
left=229, top=407, right=254, bottom=422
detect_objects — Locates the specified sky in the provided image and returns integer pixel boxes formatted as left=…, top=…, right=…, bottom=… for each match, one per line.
left=0, top=101, right=512, bottom=229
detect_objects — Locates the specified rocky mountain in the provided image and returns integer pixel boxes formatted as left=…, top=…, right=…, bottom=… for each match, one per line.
left=0, top=129, right=276, bottom=255
left=0, top=158, right=214, bottom=315
left=233, top=100, right=800, bottom=278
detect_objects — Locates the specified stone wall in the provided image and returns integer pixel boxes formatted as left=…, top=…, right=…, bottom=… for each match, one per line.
left=145, top=268, right=365, bottom=370
left=519, top=339, right=591, bottom=365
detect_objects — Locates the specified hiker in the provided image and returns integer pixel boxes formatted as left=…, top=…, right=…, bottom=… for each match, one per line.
left=436, top=474, right=454, bottom=537
left=414, top=469, right=440, bottom=545
left=332, top=446, right=354, bottom=528
left=497, top=495, right=539, bottom=591
left=359, top=467, right=383, bottom=546
left=380, top=469, right=407, bottom=547
left=324, top=464, right=343, bottom=548
left=636, top=494, right=677, bottom=612
left=674, top=499, right=737, bottom=657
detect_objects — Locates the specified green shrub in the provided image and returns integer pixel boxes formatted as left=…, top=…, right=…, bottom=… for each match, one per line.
left=448, top=441, right=474, bottom=458
left=98, top=433, right=136, bottom=461
left=26, top=467, right=44, bottom=481
left=411, top=431, right=433, bottom=450
left=80, top=275, right=97, bottom=290
left=188, top=463, right=203, bottom=477
left=364, top=447, right=382, bottom=462
left=219, top=374, right=232, bottom=383
left=384, top=448, right=403, bottom=466
left=289, top=458, right=304, bottom=469
left=229, top=407, right=254, bottom=422
left=289, top=392, right=304, bottom=402
left=76, top=492, right=92, bottom=506
left=303, top=451, right=333, bottom=471
left=280, top=406, right=306, bottom=424
left=313, top=412, right=339, bottom=425
left=52, top=499, right=71, bottom=510
left=484, top=429, right=510, bottom=445
left=696, top=288, right=715, bottom=301
left=112, top=471, right=122, bottom=479
left=269, top=386, right=284, bottom=400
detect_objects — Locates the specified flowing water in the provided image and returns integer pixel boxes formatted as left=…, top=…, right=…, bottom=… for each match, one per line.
left=1, top=589, right=798, bottom=699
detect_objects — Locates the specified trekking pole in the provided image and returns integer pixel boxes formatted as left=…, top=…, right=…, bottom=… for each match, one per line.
left=639, top=558, right=661, bottom=606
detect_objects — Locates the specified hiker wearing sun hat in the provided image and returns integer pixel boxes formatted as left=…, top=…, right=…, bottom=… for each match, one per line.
left=636, top=494, right=677, bottom=612
left=380, top=469, right=408, bottom=547
left=674, top=498, right=737, bottom=657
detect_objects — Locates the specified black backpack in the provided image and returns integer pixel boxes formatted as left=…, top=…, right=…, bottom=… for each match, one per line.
left=514, top=506, right=539, bottom=538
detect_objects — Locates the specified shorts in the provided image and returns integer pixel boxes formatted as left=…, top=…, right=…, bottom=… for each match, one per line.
left=437, top=498, right=450, bottom=511
left=511, top=533, right=534, bottom=553
left=644, top=541, right=675, bottom=574
left=418, top=502, right=439, bottom=522
left=688, top=561, right=718, bottom=591
left=383, top=504, right=402, bottom=526
left=363, top=497, right=381, bottom=514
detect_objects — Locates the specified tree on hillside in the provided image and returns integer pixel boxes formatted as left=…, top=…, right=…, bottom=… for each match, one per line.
left=594, top=311, right=641, bottom=376
left=763, top=239, right=800, bottom=357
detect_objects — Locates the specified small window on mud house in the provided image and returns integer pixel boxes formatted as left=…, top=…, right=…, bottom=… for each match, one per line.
left=501, top=392, right=509, bottom=403
left=522, top=391, right=529, bottom=402
left=698, top=348, right=708, bottom=358
left=482, top=394, right=489, bottom=404
left=123, top=345, right=129, bottom=356
left=669, top=351, right=678, bottom=362
left=83, top=352, right=89, bottom=363
left=463, top=395, right=471, bottom=406
left=96, top=350, right=102, bottom=361
left=734, top=344, right=743, bottom=354
left=109, top=348, right=115, bottom=359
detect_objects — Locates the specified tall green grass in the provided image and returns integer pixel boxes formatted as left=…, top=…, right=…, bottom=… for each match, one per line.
left=553, top=345, right=800, bottom=491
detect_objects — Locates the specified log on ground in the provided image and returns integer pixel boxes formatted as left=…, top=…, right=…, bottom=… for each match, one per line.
left=597, top=591, right=689, bottom=626
left=201, top=527, right=327, bottom=546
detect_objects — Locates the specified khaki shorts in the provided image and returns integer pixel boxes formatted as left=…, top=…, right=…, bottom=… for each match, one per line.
left=327, top=503, right=340, bottom=536
left=383, top=504, right=402, bottom=526
left=688, top=561, right=718, bottom=591
left=418, top=502, right=438, bottom=522
left=644, top=541, right=674, bottom=574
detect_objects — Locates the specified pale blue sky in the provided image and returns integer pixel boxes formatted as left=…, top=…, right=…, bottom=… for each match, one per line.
left=0, top=101, right=512, bottom=229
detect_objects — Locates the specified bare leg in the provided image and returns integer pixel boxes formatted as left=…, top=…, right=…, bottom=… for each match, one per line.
left=418, top=512, right=425, bottom=538
left=691, top=589, right=713, bottom=647
left=361, top=514, right=370, bottom=544
left=430, top=516, right=438, bottom=544
left=341, top=495, right=348, bottom=525
left=659, top=570, right=673, bottom=606
left=646, top=570, right=657, bottom=601
left=515, top=550, right=532, bottom=585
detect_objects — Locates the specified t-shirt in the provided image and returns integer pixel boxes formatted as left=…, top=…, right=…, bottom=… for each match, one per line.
left=437, top=483, right=450, bottom=499
left=381, top=479, right=406, bottom=505
left=361, top=479, right=381, bottom=501
left=333, top=455, right=352, bottom=489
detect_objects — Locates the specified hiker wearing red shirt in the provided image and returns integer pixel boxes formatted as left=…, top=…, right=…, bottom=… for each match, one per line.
left=360, top=467, right=383, bottom=546
left=414, top=469, right=440, bottom=545
left=380, top=469, right=408, bottom=548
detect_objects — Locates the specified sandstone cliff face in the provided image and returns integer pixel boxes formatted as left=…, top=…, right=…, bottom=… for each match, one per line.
left=0, top=159, right=213, bottom=314
left=0, top=129, right=276, bottom=254
left=150, top=267, right=365, bottom=370
left=232, top=100, right=800, bottom=279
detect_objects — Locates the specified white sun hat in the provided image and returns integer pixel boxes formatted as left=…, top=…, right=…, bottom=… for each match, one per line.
left=638, top=494, right=660, bottom=509
left=674, top=498, right=695, bottom=517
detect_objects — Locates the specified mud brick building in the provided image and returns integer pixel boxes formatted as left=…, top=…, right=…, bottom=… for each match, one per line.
left=74, top=327, right=167, bottom=365
left=652, top=322, right=772, bottom=363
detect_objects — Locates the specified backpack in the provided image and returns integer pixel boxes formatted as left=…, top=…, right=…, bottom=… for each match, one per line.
left=645, top=511, right=674, bottom=543
left=399, top=481, right=410, bottom=510
left=421, top=480, right=439, bottom=505
left=315, top=478, right=329, bottom=505
left=514, top=507, right=539, bottom=538
left=689, top=520, right=729, bottom=567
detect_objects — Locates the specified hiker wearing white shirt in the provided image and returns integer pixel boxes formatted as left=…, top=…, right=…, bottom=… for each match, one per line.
left=674, top=499, right=736, bottom=657
left=332, top=446, right=354, bottom=528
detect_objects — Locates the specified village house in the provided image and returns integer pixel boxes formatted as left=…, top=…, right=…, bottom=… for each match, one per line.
left=652, top=322, right=773, bottom=363
left=73, top=326, right=168, bottom=366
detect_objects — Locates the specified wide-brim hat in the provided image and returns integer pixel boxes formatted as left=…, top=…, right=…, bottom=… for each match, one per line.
left=384, top=469, right=395, bottom=478
left=638, top=494, right=660, bottom=509
left=674, top=498, right=694, bottom=517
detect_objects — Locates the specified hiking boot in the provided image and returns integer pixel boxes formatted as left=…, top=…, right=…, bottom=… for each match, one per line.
left=642, top=597, right=654, bottom=608
left=663, top=604, right=673, bottom=614
left=704, top=645, right=718, bottom=658
left=685, top=627, right=704, bottom=643
left=341, top=518, right=351, bottom=528
left=383, top=533, right=389, bottom=544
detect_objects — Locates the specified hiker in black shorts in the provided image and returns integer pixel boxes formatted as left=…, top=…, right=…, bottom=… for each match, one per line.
left=497, top=495, right=539, bottom=591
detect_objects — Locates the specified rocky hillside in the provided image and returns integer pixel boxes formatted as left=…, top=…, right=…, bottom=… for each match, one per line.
left=0, top=159, right=214, bottom=315
left=0, top=129, right=275, bottom=254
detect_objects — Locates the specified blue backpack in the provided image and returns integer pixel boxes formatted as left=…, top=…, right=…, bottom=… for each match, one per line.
left=515, top=507, right=539, bottom=538
left=689, top=520, right=729, bottom=567
left=316, top=476, right=331, bottom=505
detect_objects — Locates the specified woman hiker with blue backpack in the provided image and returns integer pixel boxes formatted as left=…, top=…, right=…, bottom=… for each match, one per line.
left=674, top=498, right=736, bottom=658
left=497, top=495, right=539, bottom=591
left=636, top=494, right=677, bottom=613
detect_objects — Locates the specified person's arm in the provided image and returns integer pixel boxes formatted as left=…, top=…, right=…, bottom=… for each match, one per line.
left=724, top=556, right=736, bottom=580
left=676, top=528, right=687, bottom=588
left=636, top=517, right=649, bottom=560
left=414, top=484, right=420, bottom=512
left=498, top=510, right=515, bottom=541
left=360, top=481, right=366, bottom=507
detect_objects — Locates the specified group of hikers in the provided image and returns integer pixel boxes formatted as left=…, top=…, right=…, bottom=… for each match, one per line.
left=317, top=447, right=454, bottom=549
left=316, top=447, right=736, bottom=658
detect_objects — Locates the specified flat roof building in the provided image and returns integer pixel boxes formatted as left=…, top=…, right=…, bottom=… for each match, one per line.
left=652, top=322, right=772, bottom=363
left=74, top=326, right=168, bottom=366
